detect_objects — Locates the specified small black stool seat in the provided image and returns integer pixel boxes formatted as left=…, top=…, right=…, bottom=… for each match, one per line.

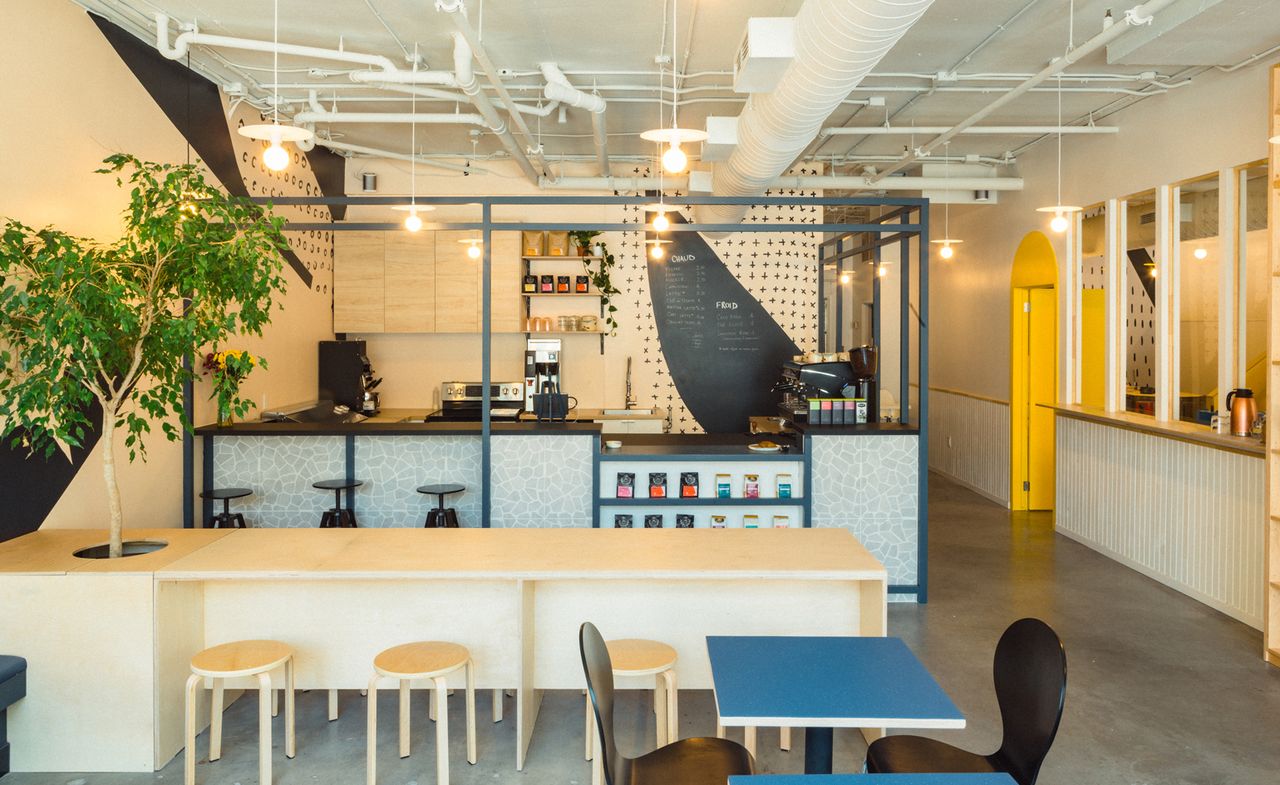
left=416, top=483, right=465, bottom=528
left=314, top=479, right=363, bottom=528
left=200, top=487, right=253, bottom=529
left=0, top=654, right=27, bottom=777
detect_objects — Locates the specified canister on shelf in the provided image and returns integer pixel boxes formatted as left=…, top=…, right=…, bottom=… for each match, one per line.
left=743, top=474, right=760, bottom=499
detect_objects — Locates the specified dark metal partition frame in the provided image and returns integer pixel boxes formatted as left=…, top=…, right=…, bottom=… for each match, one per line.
left=189, top=194, right=929, bottom=601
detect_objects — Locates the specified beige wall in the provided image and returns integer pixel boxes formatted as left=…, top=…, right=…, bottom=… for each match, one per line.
left=0, top=1, right=333, bottom=530
left=933, top=62, right=1273, bottom=402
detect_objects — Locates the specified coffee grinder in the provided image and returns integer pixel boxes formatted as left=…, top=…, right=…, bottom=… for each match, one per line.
left=524, top=338, right=562, bottom=411
left=848, top=344, right=878, bottom=421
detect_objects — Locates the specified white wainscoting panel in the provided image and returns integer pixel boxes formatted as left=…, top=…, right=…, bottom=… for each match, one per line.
left=1055, top=415, right=1264, bottom=628
left=927, top=388, right=1011, bottom=507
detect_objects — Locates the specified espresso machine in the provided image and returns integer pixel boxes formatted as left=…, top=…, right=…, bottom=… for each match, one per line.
left=524, top=338, right=563, bottom=411
left=774, top=344, right=878, bottom=424
left=318, top=340, right=381, bottom=415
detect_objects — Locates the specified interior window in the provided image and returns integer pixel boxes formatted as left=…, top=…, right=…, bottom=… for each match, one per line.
left=1177, top=176, right=1219, bottom=424
left=1123, top=190, right=1158, bottom=415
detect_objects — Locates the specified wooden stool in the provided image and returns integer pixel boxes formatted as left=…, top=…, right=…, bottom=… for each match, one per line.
left=184, top=640, right=295, bottom=785
left=586, top=639, right=677, bottom=785
left=367, top=642, right=476, bottom=785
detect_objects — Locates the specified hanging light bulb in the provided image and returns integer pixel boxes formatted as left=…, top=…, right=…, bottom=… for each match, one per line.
left=650, top=244, right=665, bottom=260
left=468, top=243, right=482, bottom=259
left=877, top=264, right=888, bottom=278
left=1049, top=212, right=1069, bottom=233
left=1037, top=72, right=1080, bottom=233
left=929, top=142, right=962, bottom=259
left=1193, top=247, right=1208, bottom=260
left=652, top=211, right=671, bottom=232
left=661, top=143, right=687, bottom=174
left=939, top=242, right=955, bottom=260
left=403, top=209, right=422, bottom=233
left=236, top=0, right=313, bottom=169
left=839, top=272, right=852, bottom=285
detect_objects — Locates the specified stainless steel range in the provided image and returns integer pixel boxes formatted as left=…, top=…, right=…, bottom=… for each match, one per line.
left=427, top=381, right=526, bottom=422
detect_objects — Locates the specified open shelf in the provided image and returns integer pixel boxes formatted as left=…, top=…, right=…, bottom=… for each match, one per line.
left=522, top=292, right=602, bottom=298
left=524, top=255, right=602, bottom=262
left=523, top=329, right=604, bottom=335
left=599, top=497, right=804, bottom=507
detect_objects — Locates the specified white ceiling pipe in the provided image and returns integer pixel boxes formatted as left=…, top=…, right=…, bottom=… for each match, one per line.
left=821, top=125, right=1119, bottom=136
left=293, top=110, right=487, bottom=125
left=350, top=68, right=457, bottom=86
left=155, top=13, right=397, bottom=73
left=317, top=139, right=481, bottom=174
left=869, top=0, right=1180, bottom=184
left=445, top=32, right=541, bottom=184
left=542, top=63, right=610, bottom=177
left=695, top=0, right=937, bottom=228
left=540, top=175, right=1022, bottom=192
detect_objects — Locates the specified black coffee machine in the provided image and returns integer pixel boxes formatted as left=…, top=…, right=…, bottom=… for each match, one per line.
left=319, top=340, right=381, bottom=415
left=775, top=345, right=878, bottom=423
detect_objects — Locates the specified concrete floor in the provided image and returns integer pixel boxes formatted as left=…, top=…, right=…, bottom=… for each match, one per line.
left=7, top=473, right=1280, bottom=784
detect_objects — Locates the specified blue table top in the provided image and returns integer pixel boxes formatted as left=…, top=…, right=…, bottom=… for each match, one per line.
left=707, top=636, right=964, bottom=729
left=730, top=776, right=1016, bottom=785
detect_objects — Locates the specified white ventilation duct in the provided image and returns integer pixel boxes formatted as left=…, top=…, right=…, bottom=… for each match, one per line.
left=695, top=0, right=936, bottom=227
left=541, top=63, right=610, bottom=177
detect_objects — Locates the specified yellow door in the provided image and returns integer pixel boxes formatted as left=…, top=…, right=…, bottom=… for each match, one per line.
left=1027, top=288, right=1056, bottom=510
left=1081, top=289, right=1105, bottom=408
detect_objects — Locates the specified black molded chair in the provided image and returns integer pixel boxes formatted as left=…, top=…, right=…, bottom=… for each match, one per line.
left=865, top=618, right=1066, bottom=785
left=580, top=622, right=753, bottom=785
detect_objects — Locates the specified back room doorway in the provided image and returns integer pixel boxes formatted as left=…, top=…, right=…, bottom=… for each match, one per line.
left=1011, top=232, right=1058, bottom=511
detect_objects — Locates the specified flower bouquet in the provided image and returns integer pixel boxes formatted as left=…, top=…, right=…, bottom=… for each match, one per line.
left=204, top=349, right=264, bottom=426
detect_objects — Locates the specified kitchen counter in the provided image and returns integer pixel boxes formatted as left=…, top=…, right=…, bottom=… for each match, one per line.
left=195, top=417, right=601, bottom=436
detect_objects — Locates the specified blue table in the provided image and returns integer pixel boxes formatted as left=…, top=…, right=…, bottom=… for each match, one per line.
left=730, top=776, right=1015, bottom=785
left=707, top=636, right=964, bottom=774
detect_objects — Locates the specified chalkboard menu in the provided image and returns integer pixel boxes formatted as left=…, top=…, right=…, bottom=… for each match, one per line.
left=648, top=212, right=800, bottom=433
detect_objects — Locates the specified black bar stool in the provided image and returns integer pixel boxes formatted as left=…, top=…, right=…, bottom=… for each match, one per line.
left=313, top=479, right=363, bottom=528
left=200, top=488, right=253, bottom=529
left=416, top=484, right=465, bottom=528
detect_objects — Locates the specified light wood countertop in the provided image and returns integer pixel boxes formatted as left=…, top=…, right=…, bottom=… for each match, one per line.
left=1045, top=403, right=1264, bottom=457
left=0, top=527, right=884, bottom=582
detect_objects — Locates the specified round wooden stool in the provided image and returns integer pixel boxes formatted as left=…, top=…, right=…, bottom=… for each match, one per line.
left=200, top=488, right=253, bottom=528
left=367, top=641, right=476, bottom=785
left=585, top=639, right=678, bottom=785
left=184, top=640, right=295, bottom=785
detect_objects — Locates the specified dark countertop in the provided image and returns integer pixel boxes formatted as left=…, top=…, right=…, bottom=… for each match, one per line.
left=195, top=420, right=603, bottom=437
left=793, top=421, right=921, bottom=436
left=599, top=432, right=805, bottom=459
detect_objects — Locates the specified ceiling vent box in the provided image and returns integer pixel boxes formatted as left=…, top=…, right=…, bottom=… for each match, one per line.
left=701, top=116, right=739, bottom=162
left=733, top=17, right=796, bottom=93
left=688, top=170, right=714, bottom=193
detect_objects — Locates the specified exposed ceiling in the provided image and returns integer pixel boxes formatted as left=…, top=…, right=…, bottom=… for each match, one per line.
left=74, top=0, right=1280, bottom=184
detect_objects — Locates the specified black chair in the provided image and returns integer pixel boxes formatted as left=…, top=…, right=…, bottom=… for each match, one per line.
left=865, top=618, right=1067, bottom=785
left=313, top=479, right=363, bottom=528
left=580, top=621, right=753, bottom=785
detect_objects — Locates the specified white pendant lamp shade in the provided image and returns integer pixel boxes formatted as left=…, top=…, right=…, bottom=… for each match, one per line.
left=642, top=0, right=706, bottom=175
left=1036, top=204, right=1082, bottom=233
left=1270, top=134, right=1280, bottom=143
left=403, top=210, right=423, bottom=232
left=646, top=237, right=671, bottom=259
left=929, top=238, right=962, bottom=259
left=239, top=0, right=313, bottom=172
left=459, top=238, right=483, bottom=259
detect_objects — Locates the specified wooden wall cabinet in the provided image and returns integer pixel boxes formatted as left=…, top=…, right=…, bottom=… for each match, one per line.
left=333, top=230, right=520, bottom=334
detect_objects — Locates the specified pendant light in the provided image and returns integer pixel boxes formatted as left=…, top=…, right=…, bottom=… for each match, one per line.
left=459, top=238, right=483, bottom=259
left=929, top=142, right=962, bottom=260
left=641, top=0, right=706, bottom=174
left=404, top=44, right=423, bottom=232
left=237, top=0, right=313, bottom=171
left=646, top=238, right=670, bottom=259
left=1036, top=72, right=1080, bottom=232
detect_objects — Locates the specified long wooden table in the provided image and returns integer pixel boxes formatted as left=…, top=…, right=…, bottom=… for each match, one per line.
left=0, top=527, right=887, bottom=772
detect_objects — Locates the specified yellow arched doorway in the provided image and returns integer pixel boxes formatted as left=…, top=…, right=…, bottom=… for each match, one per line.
left=1010, top=231, right=1058, bottom=511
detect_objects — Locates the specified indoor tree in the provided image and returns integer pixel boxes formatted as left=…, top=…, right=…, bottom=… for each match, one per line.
left=0, top=154, right=287, bottom=557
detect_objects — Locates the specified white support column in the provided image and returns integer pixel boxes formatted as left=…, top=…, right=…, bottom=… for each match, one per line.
left=1104, top=199, right=1127, bottom=412
left=1154, top=184, right=1177, bottom=422
left=1235, top=167, right=1249, bottom=389
left=1218, top=168, right=1241, bottom=416
left=1060, top=210, right=1084, bottom=404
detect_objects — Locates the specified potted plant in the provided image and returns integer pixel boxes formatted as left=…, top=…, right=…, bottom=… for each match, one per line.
left=0, top=154, right=288, bottom=558
left=582, top=241, right=621, bottom=334
left=570, top=230, right=600, bottom=257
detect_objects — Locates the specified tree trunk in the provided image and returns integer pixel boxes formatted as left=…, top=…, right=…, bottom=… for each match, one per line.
left=101, top=408, right=124, bottom=558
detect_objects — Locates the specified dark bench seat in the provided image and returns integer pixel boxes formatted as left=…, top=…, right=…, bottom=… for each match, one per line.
left=0, top=655, right=27, bottom=778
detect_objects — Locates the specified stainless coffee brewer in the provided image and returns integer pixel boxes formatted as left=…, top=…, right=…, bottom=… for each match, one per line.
left=524, top=338, right=562, bottom=412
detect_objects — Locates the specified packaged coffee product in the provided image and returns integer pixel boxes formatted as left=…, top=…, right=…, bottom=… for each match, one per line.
left=556, top=275, right=571, bottom=293
left=575, top=275, right=590, bottom=293
left=710, top=515, right=728, bottom=528
left=809, top=398, right=821, bottom=423
left=614, top=514, right=633, bottom=528
left=855, top=398, right=869, bottom=424
left=743, top=514, right=760, bottom=529
left=522, top=274, right=538, bottom=294
left=773, top=515, right=791, bottom=528
left=546, top=231, right=570, bottom=256
left=820, top=399, right=834, bottom=425
left=521, top=230, right=546, bottom=257
left=743, top=474, right=760, bottom=499
left=680, top=471, right=699, bottom=498
left=776, top=473, right=793, bottom=499
left=616, top=472, right=635, bottom=498
left=675, top=514, right=695, bottom=529
left=716, top=473, right=732, bottom=499
left=644, top=514, right=663, bottom=529
left=540, top=274, right=555, bottom=293
left=648, top=472, right=667, bottom=498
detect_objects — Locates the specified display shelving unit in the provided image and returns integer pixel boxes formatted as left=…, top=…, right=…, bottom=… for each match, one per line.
left=522, top=255, right=606, bottom=352
left=1266, top=63, right=1280, bottom=668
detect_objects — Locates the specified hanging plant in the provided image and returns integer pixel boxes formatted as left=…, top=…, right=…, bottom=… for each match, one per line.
left=582, top=241, right=620, bottom=334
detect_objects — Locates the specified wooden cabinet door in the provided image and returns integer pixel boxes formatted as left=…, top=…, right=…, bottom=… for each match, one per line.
left=385, top=232, right=435, bottom=332
left=489, top=231, right=523, bottom=333
left=333, top=231, right=385, bottom=333
left=434, top=231, right=480, bottom=332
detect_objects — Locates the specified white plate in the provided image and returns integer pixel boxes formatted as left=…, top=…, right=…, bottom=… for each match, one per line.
left=748, top=443, right=783, bottom=453
left=604, top=440, right=623, bottom=450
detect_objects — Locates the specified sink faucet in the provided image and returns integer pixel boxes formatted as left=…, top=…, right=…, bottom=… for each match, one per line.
left=625, top=356, right=636, bottom=410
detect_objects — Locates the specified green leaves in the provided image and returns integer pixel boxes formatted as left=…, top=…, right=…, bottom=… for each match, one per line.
left=0, top=154, right=289, bottom=463
left=582, top=242, right=621, bottom=334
